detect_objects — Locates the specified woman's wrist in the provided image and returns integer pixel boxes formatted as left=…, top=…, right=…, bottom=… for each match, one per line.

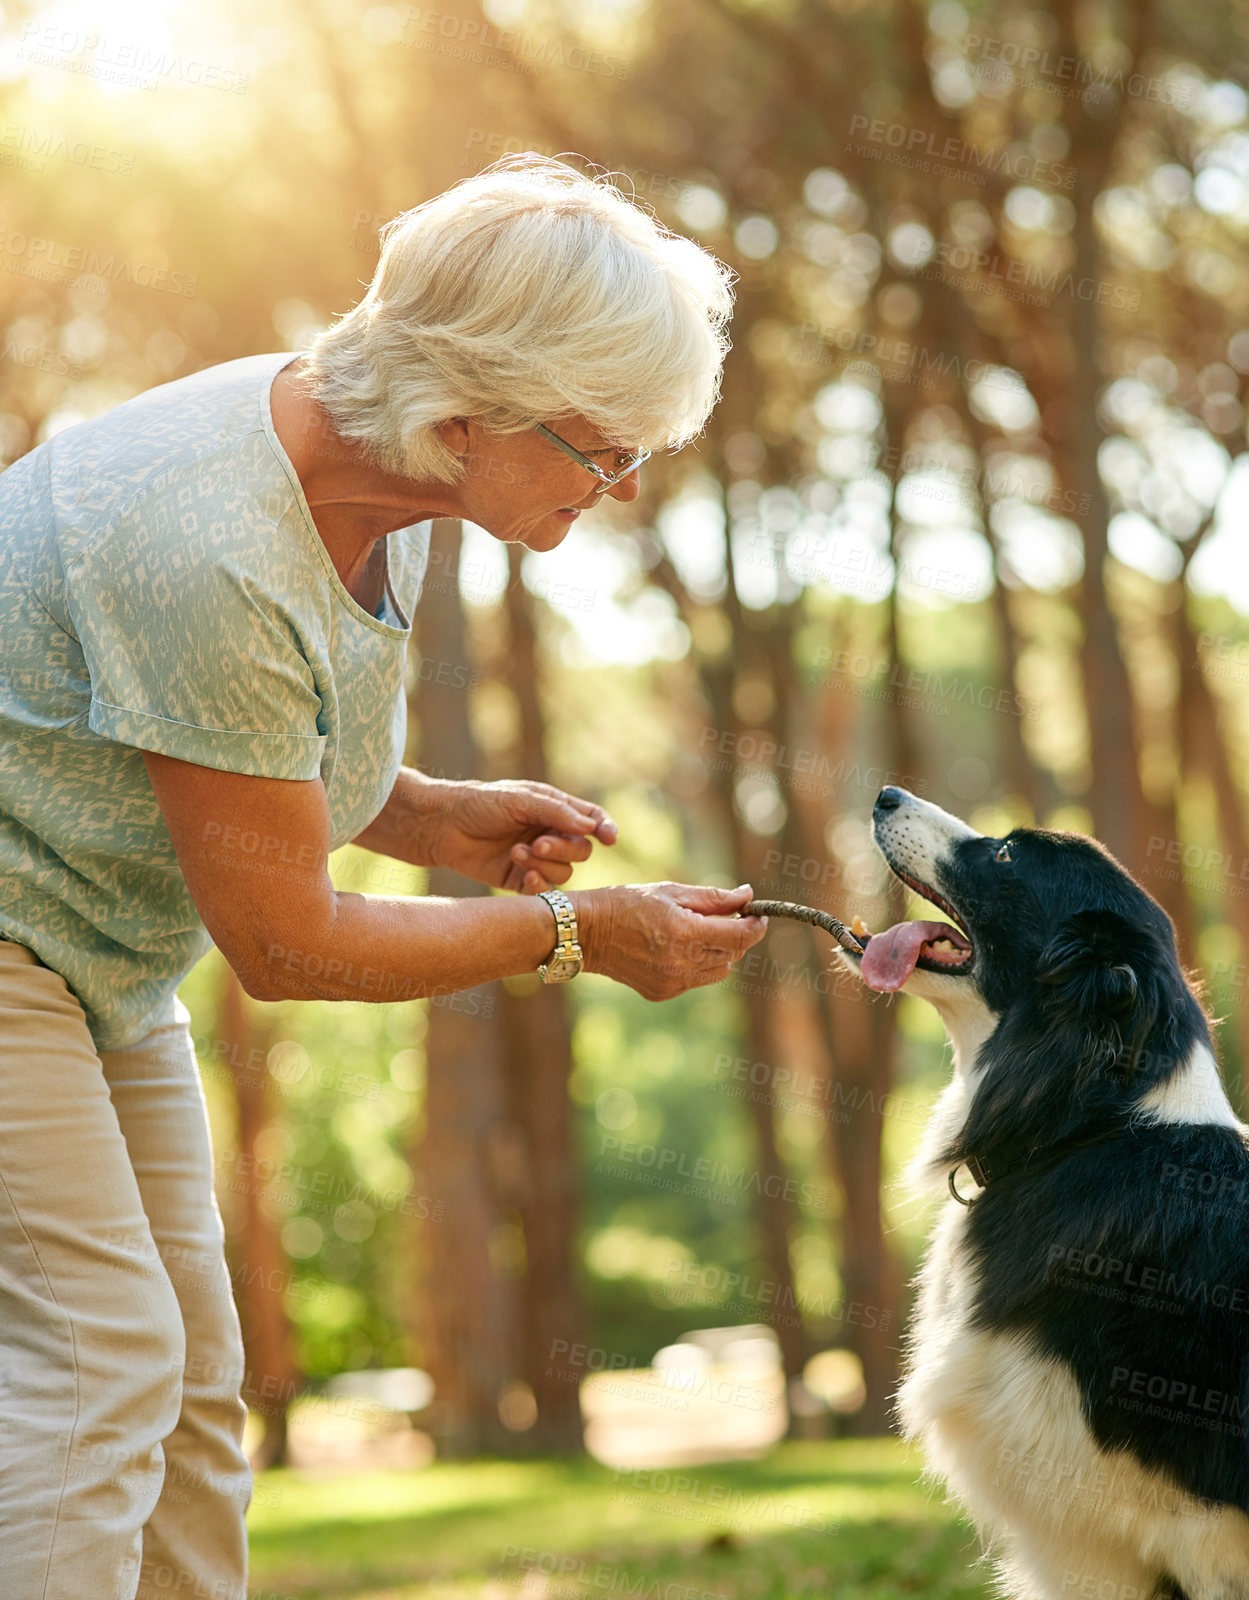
left=350, top=767, right=458, bottom=869
left=392, top=770, right=463, bottom=868
left=563, top=888, right=609, bottom=973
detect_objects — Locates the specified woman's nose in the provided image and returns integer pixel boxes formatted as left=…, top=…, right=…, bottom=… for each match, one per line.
left=606, top=468, right=642, bottom=503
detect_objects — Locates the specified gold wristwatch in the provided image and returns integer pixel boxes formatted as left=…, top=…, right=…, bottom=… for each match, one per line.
left=537, top=889, right=583, bottom=983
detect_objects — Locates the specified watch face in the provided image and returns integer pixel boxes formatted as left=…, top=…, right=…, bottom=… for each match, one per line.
left=544, top=956, right=582, bottom=982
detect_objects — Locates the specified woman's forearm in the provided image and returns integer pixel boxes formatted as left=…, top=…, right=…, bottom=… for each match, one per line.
left=251, top=885, right=575, bottom=1003
left=141, top=752, right=760, bottom=1008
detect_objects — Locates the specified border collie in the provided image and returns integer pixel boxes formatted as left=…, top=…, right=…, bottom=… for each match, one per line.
left=842, top=785, right=1249, bottom=1600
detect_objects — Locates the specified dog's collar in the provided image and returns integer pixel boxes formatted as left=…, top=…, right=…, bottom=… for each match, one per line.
left=948, top=1125, right=1128, bottom=1206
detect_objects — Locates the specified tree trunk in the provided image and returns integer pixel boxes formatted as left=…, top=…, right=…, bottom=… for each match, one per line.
left=802, top=629, right=904, bottom=1434
left=1176, top=588, right=1249, bottom=1105
left=1051, top=0, right=1143, bottom=869
left=218, top=965, right=300, bottom=1468
left=498, top=548, right=587, bottom=1452
left=661, top=470, right=811, bottom=1387
left=410, top=518, right=521, bottom=1455
left=716, top=549, right=813, bottom=1386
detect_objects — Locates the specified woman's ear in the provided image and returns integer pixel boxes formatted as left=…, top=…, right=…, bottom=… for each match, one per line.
left=1036, top=908, right=1160, bottom=1080
left=434, top=417, right=471, bottom=457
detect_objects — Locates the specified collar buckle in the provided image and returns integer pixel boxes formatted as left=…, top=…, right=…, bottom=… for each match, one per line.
left=965, top=1152, right=991, bottom=1188
left=948, top=1151, right=992, bottom=1206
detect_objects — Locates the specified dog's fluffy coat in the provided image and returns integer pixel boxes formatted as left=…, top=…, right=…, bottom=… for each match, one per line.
left=846, top=789, right=1249, bottom=1600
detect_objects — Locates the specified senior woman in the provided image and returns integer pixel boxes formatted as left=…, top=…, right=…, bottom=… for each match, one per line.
left=0, top=155, right=767, bottom=1599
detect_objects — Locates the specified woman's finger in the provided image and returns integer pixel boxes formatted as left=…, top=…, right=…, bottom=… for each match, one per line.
left=512, top=833, right=594, bottom=867
left=509, top=784, right=616, bottom=845
left=514, top=861, right=574, bottom=891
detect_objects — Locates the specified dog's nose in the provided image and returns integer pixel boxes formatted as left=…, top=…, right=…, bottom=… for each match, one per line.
left=874, top=786, right=907, bottom=815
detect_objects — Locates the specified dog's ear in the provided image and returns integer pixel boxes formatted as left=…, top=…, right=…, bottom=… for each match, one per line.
left=1037, top=909, right=1144, bottom=1018
left=1036, top=908, right=1160, bottom=1079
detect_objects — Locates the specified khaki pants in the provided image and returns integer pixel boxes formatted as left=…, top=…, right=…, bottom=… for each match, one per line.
left=0, top=937, right=250, bottom=1600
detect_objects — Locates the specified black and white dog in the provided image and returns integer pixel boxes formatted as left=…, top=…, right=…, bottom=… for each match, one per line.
left=843, top=785, right=1249, bottom=1600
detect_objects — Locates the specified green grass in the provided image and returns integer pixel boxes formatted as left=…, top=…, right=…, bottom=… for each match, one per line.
left=247, top=1438, right=992, bottom=1600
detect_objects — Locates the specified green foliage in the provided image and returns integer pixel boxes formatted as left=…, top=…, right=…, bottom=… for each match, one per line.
left=566, top=970, right=951, bottom=1363
left=572, top=978, right=782, bottom=1363
left=187, top=933, right=429, bottom=1380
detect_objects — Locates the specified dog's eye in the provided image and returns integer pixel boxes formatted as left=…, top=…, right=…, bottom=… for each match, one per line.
left=995, top=841, right=1013, bottom=863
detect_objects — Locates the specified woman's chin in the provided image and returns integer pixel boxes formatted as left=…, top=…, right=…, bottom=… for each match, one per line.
left=477, top=520, right=563, bottom=551
left=522, top=519, right=575, bottom=551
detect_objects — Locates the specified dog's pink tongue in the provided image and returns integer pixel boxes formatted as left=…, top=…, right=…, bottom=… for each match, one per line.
left=860, top=920, right=959, bottom=992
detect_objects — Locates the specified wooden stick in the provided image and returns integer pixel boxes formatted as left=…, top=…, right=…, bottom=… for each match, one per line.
left=743, top=899, right=866, bottom=954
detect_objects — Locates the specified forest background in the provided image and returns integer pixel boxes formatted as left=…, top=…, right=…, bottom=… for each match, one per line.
left=3, top=0, right=1249, bottom=1464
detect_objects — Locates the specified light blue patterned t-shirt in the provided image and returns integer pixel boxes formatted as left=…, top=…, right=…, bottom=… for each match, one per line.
left=0, top=351, right=431, bottom=1049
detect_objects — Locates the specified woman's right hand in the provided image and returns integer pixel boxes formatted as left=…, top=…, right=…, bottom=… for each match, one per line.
left=572, top=882, right=768, bottom=1001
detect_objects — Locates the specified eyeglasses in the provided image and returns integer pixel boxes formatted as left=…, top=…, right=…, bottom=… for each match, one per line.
left=532, top=421, right=652, bottom=494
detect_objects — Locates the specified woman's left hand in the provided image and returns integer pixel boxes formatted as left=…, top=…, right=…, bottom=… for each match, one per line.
left=424, top=778, right=616, bottom=893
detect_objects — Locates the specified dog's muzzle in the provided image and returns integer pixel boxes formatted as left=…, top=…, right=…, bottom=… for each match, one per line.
left=852, top=787, right=976, bottom=991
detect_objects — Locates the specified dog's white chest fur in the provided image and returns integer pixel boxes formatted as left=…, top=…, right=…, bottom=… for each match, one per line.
left=900, top=1198, right=1249, bottom=1600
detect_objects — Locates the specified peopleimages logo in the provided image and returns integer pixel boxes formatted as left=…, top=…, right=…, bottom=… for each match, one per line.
left=794, top=324, right=1027, bottom=390
left=962, top=35, right=1191, bottom=108
left=17, top=23, right=249, bottom=93
left=923, top=242, right=1139, bottom=311
left=0, top=231, right=197, bottom=296
left=596, top=1134, right=829, bottom=1210
left=695, top=727, right=928, bottom=797
left=0, top=124, right=135, bottom=174
left=847, top=113, right=1076, bottom=189
left=401, top=8, right=629, bottom=78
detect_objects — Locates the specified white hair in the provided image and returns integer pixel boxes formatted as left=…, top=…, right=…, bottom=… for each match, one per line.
left=294, top=154, right=736, bottom=484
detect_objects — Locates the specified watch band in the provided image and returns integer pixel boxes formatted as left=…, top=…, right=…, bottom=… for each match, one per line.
left=537, top=889, right=583, bottom=983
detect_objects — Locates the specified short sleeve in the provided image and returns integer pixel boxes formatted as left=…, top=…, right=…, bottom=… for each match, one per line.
left=64, top=530, right=326, bottom=780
